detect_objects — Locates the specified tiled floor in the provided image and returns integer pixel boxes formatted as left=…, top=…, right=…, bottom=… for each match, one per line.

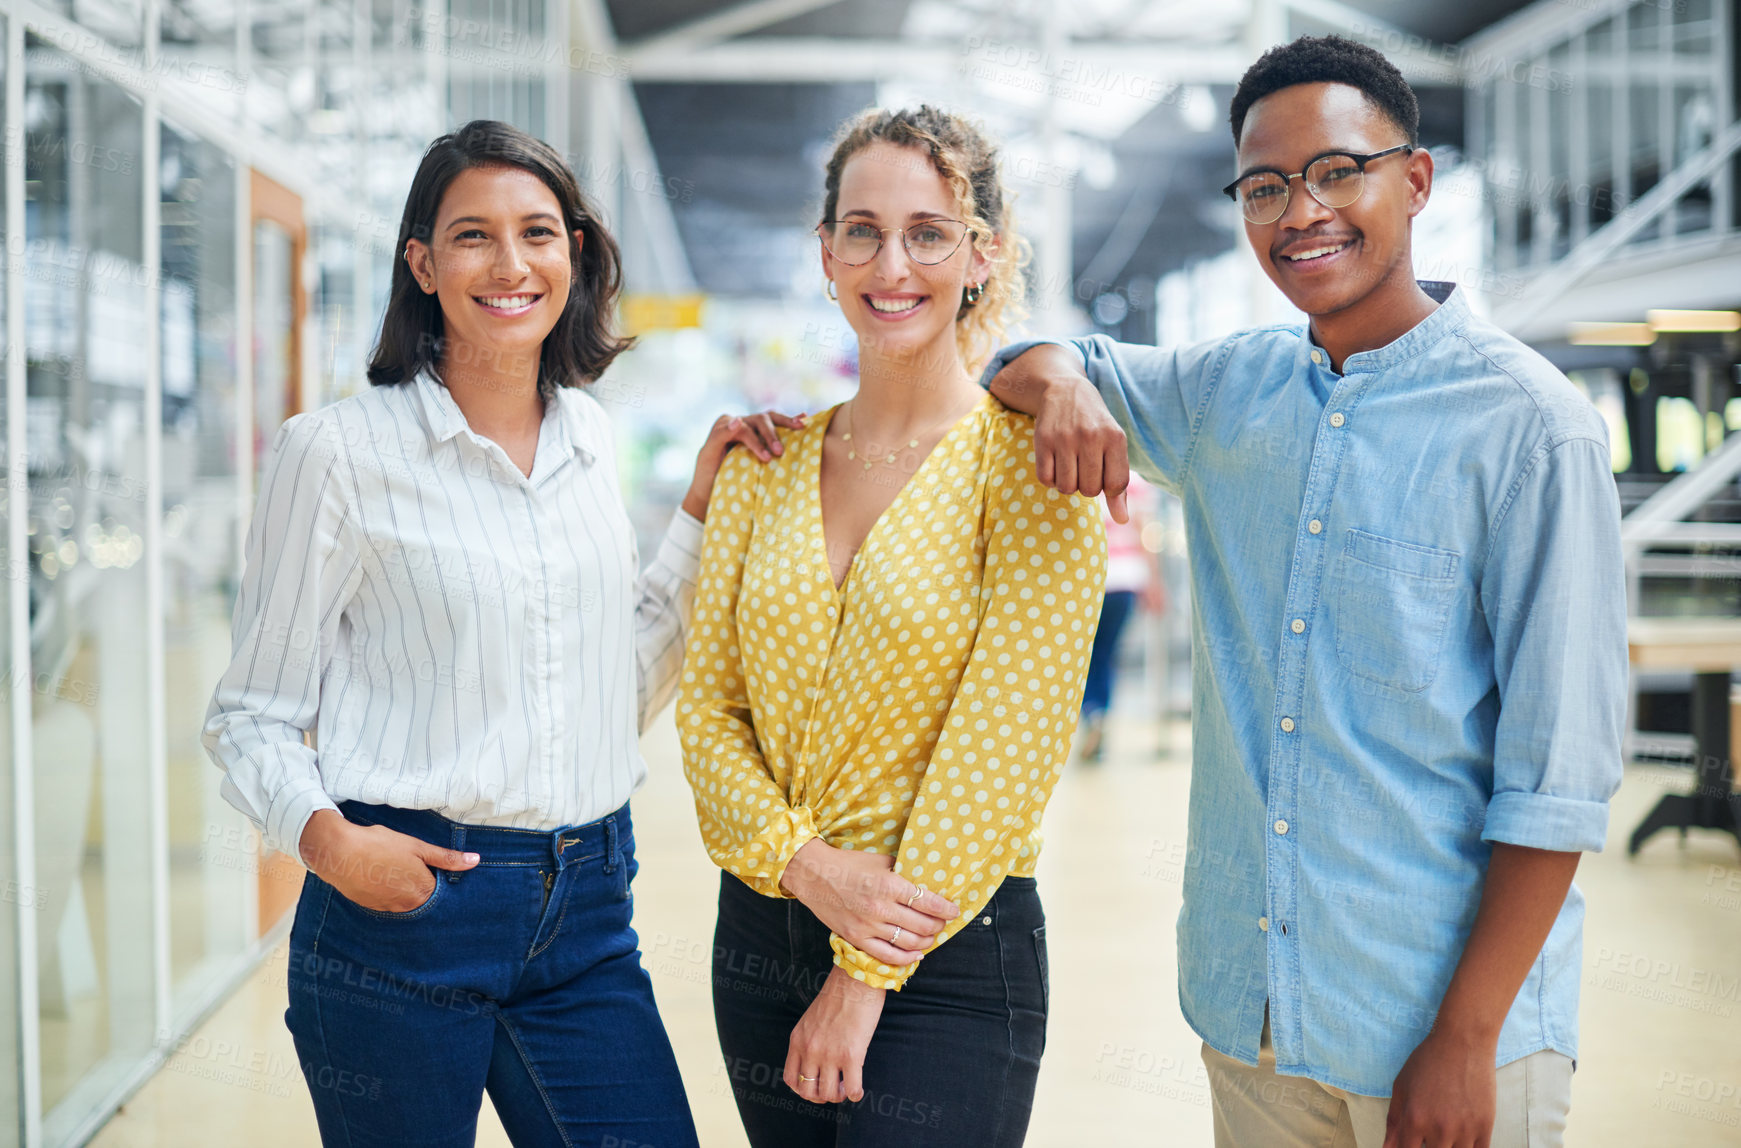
left=89, top=711, right=1741, bottom=1146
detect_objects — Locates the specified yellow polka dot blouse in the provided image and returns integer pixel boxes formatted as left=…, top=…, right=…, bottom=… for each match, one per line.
left=677, top=395, right=1107, bottom=989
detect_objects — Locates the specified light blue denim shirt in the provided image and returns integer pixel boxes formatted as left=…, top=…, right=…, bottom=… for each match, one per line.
left=985, top=282, right=1626, bottom=1096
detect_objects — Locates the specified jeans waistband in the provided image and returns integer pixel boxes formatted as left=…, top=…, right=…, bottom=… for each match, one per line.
left=338, top=800, right=630, bottom=870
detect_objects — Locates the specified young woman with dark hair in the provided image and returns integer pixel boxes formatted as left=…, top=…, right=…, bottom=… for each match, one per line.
left=204, top=119, right=797, bottom=1148
left=677, top=106, right=1106, bottom=1147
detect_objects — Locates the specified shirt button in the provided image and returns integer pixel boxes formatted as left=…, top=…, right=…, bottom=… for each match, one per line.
left=1275, top=819, right=1289, bottom=835
left=1310, top=350, right=1323, bottom=365
left=1290, top=619, right=1305, bottom=634
left=1329, top=412, right=1345, bottom=428
left=1258, top=916, right=1270, bottom=932
left=1308, top=519, right=1322, bottom=534
left=1279, top=716, right=1295, bottom=733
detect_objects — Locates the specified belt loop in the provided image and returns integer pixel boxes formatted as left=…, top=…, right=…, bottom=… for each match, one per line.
left=603, top=815, right=619, bottom=876
left=448, top=824, right=466, bottom=883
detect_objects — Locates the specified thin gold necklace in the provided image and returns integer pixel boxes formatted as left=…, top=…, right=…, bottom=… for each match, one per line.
left=839, top=395, right=976, bottom=472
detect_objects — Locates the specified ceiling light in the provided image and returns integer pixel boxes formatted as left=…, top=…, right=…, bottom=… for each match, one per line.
left=1646, top=309, right=1741, bottom=332
left=1569, top=322, right=1656, bottom=346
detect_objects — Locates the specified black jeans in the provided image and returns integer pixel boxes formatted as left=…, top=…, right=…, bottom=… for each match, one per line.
left=711, top=870, right=1048, bottom=1148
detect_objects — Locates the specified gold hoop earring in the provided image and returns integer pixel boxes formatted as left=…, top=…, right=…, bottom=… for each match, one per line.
left=963, top=281, right=984, bottom=306
left=825, top=279, right=838, bottom=301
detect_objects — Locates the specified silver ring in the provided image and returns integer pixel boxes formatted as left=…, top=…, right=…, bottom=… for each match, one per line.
left=890, top=925, right=904, bottom=945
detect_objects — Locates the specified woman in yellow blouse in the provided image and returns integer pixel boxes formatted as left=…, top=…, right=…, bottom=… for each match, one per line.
left=677, top=106, right=1106, bottom=1147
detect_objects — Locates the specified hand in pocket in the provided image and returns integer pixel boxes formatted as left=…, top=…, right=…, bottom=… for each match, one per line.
left=299, top=809, right=479, bottom=913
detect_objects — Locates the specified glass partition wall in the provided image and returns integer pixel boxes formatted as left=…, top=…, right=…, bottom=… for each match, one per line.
left=0, top=1, right=571, bottom=1144
left=25, top=42, right=157, bottom=1143
left=1470, top=0, right=1734, bottom=272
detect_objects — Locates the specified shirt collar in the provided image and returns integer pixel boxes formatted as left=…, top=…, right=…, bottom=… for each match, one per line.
left=412, top=367, right=470, bottom=443
left=412, top=367, right=598, bottom=466
left=1307, top=280, right=1469, bottom=376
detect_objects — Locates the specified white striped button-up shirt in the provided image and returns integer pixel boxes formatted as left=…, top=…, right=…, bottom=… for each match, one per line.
left=203, top=369, right=703, bottom=856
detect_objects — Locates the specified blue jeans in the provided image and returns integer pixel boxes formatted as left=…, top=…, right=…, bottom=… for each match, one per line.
left=285, top=800, right=699, bottom=1148
left=1081, top=588, right=1137, bottom=718
left=711, top=871, right=1048, bottom=1147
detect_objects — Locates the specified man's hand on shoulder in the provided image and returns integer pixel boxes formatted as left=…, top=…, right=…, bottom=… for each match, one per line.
left=988, top=344, right=1130, bottom=523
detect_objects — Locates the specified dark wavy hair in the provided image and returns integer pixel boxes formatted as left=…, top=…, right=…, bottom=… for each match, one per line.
left=1229, top=34, right=1420, bottom=147
left=366, top=119, right=632, bottom=393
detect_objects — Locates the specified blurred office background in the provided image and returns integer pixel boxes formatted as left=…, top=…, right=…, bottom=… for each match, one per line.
left=0, top=0, right=1736, bottom=1145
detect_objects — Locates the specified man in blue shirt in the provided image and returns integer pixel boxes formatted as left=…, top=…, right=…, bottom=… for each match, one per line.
left=986, top=36, right=1625, bottom=1148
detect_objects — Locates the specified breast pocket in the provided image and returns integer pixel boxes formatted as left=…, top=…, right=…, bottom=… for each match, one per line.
left=1332, top=529, right=1461, bottom=693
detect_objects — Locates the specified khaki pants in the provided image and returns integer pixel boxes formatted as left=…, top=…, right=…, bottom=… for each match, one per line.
left=1201, top=1015, right=1572, bottom=1148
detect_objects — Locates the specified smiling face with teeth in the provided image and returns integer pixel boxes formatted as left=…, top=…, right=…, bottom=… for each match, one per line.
left=820, top=140, right=993, bottom=381
left=1235, top=82, right=1436, bottom=358
left=403, top=164, right=576, bottom=392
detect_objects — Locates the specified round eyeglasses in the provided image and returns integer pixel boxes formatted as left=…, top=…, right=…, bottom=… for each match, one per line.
left=1222, top=145, right=1413, bottom=225
left=817, top=218, right=974, bottom=266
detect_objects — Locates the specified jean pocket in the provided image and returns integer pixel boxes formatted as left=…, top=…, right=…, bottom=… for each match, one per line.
left=343, top=868, right=447, bottom=921
left=1332, top=529, right=1460, bottom=693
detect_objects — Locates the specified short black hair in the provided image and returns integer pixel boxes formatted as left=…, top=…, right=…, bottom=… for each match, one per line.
left=1229, top=35, right=1419, bottom=148
left=368, top=120, right=632, bottom=394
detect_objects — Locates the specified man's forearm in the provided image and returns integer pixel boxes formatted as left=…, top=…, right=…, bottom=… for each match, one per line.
left=1432, top=842, right=1581, bottom=1043
left=986, top=340, right=1130, bottom=517
left=987, top=343, right=1086, bottom=415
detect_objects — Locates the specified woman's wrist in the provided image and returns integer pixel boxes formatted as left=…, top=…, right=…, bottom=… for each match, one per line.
left=779, top=837, right=831, bottom=901
left=298, top=808, right=357, bottom=877
left=822, top=963, right=887, bottom=1004
left=680, top=484, right=709, bottom=521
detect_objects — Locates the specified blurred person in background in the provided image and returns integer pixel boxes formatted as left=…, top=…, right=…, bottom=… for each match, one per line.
left=677, top=106, right=1105, bottom=1147
left=987, top=36, right=1625, bottom=1148
left=204, top=120, right=796, bottom=1148
left=1077, top=472, right=1166, bottom=763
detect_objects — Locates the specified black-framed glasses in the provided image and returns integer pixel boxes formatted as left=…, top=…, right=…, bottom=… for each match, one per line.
left=817, top=218, right=975, bottom=266
left=1222, top=145, right=1414, bottom=225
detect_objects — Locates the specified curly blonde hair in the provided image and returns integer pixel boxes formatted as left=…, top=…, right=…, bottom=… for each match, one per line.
left=820, top=106, right=1029, bottom=376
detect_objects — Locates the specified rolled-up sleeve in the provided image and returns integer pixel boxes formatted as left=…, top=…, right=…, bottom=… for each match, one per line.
left=1479, top=435, right=1626, bottom=852
left=203, top=414, right=364, bottom=857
